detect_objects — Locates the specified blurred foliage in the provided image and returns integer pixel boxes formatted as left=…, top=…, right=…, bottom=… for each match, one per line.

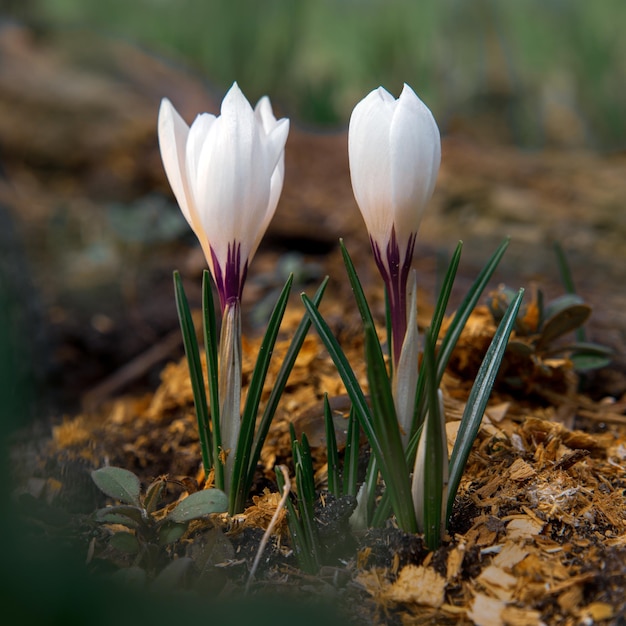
left=18, top=0, right=626, bottom=148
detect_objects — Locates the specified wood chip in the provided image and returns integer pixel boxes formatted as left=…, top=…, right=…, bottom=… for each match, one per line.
left=509, top=458, right=536, bottom=482
left=387, top=565, right=446, bottom=608
left=506, top=516, right=545, bottom=539
left=493, top=542, right=529, bottom=569
left=468, top=593, right=506, bottom=626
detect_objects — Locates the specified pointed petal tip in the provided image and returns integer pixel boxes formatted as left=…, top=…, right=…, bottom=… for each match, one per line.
left=222, top=81, right=253, bottom=116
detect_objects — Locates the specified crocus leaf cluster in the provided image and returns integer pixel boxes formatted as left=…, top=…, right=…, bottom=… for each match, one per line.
left=152, top=80, right=525, bottom=565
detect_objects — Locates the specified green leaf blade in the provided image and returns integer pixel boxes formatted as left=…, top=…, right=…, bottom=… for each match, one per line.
left=91, top=467, right=141, bottom=506
left=174, top=271, right=212, bottom=473
left=447, top=288, right=525, bottom=517
left=230, top=274, right=293, bottom=514
left=168, top=489, right=228, bottom=523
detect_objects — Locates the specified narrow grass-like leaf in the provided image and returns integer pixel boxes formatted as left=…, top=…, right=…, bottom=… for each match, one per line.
left=342, top=407, right=360, bottom=497
left=340, top=240, right=386, bottom=368
left=323, top=394, right=340, bottom=497
left=409, top=243, right=462, bottom=441
left=370, top=420, right=426, bottom=529
left=302, top=294, right=417, bottom=530
left=447, top=288, right=524, bottom=518
left=246, top=277, right=329, bottom=495
left=301, top=294, right=374, bottom=439
left=436, top=238, right=509, bottom=382
left=174, top=271, right=212, bottom=473
left=202, top=270, right=222, bottom=488
left=430, top=242, right=463, bottom=341
left=229, top=275, right=293, bottom=514
left=276, top=468, right=317, bottom=574
left=290, top=428, right=320, bottom=572
left=364, top=323, right=417, bottom=532
left=363, top=454, right=379, bottom=523
left=420, top=333, right=446, bottom=550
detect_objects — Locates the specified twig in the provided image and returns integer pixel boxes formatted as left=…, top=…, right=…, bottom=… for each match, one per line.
left=245, top=464, right=291, bottom=594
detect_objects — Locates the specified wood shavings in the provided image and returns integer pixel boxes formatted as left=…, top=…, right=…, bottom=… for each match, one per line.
left=386, top=565, right=446, bottom=608
left=477, top=565, right=517, bottom=600
left=468, top=593, right=507, bottom=626
left=506, top=517, right=545, bottom=540
left=508, top=458, right=536, bottom=482
left=493, top=542, right=528, bottom=569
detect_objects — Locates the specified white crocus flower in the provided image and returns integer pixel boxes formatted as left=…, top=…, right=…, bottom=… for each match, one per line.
left=158, top=83, right=289, bottom=490
left=348, top=83, right=440, bottom=364
left=158, top=82, right=290, bottom=312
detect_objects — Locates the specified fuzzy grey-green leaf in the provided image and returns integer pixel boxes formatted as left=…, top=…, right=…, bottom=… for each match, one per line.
left=95, top=505, right=144, bottom=528
left=91, top=467, right=141, bottom=506
left=168, top=489, right=228, bottom=522
left=109, top=531, right=140, bottom=554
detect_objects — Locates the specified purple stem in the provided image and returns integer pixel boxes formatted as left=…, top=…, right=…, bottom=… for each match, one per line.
left=211, top=241, right=248, bottom=313
left=371, top=227, right=416, bottom=366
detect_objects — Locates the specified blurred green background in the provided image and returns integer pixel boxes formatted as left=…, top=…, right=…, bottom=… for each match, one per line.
left=11, top=0, right=626, bottom=149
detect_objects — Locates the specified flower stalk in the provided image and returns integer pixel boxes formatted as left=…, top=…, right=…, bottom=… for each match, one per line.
left=218, top=301, right=242, bottom=491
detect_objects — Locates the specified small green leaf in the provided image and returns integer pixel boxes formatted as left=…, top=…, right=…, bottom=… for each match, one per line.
left=95, top=505, right=144, bottom=528
left=542, top=293, right=585, bottom=319
left=537, top=303, right=591, bottom=350
left=168, top=489, right=228, bottom=523
left=143, top=478, right=166, bottom=515
left=506, top=340, right=534, bottom=357
left=91, top=467, right=141, bottom=506
left=158, top=520, right=188, bottom=546
left=570, top=353, right=612, bottom=371
left=109, top=531, right=140, bottom=554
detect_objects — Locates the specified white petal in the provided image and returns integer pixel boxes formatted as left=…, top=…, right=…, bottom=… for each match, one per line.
left=389, top=84, right=441, bottom=244
left=191, top=89, right=271, bottom=267
left=254, top=95, right=277, bottom=132
left=250, top=97, right=289, bottom=259
left=348, top=88, right=396, bottom=247
left=250, top=153, right=285, bottom=261
left=265, top=117, right=289, bottom=173
left=157, top=98, right=193, bottom=226
left=348, top=84, right=441, bottom=257
left=185, top=112, right=217, bottom=200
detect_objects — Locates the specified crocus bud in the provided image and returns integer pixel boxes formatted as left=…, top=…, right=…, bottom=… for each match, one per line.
left=348, top=83, right=440, bottom=362
left=158, top=83, right=290, bottom=312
